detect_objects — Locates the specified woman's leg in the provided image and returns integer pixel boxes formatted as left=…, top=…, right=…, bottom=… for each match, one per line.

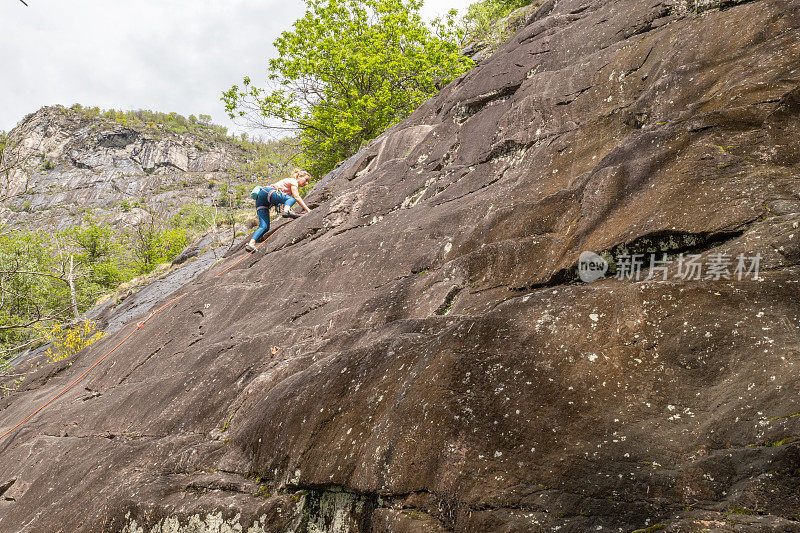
left=270, top=190, right=298, bottom=216
left=275, top=194, right=293, bottom=214
left=268, top=190, right=292, bottom=208
left=251, top=207, right=271, bottom=242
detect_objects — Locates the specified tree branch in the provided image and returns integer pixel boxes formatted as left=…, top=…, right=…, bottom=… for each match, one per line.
left=0, top=269, right=67, bottom=283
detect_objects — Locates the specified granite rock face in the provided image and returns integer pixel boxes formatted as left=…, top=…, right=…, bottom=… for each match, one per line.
left=1, top=106, right=248, bottom=231
left=1, top=1, right=800, bottom=532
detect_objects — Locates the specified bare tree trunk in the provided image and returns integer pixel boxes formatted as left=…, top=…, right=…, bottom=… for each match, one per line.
left=227, top=178, right=237, bottom=254
left=228, top=213, right=237, bottom=254
left=68, top=255, right=79, bottom=321
left=192, top=202, right=219, bottom=259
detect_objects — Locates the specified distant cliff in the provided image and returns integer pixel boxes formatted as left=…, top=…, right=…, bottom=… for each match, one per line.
left=1, top=106, right=259, bottom=230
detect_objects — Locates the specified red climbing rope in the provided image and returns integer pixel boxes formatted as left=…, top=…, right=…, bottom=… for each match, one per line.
left=213, top=221, right=287, bottom=278
left=0, top=222, right=287, bottom=441
left=0, top=292, right=188, bottom=441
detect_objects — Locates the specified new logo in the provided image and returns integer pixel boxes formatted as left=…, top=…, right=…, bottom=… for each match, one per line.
left=578, top=251, right=608, bottom=282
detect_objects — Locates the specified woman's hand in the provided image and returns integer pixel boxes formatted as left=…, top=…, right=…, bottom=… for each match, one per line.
left=291, top=185, right=312, bottom=213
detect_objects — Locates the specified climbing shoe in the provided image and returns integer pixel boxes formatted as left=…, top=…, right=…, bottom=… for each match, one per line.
left=245, top=243, right=256, bottom=252
left=282, top=210, right=302, bottom=219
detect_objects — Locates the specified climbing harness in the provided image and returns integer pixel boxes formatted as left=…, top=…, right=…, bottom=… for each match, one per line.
left=0, top=222, right=289, bottom=442
left=254, top=187, right=279, bottom=212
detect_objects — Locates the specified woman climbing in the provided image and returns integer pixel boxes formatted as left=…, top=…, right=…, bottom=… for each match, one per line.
left=245, top=169, right=312, bottom=252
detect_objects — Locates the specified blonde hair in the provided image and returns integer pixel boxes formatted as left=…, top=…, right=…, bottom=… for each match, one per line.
left=291, top=168, right=311, bottom=181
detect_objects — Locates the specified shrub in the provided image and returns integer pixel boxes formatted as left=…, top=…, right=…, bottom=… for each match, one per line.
left=68, top=217, right=117, bottom=262
left=176, top=203, right=215, bottom=230
left=36, top=318, right=105, bottom=363
left=217, top=183, right=247, bottom=208
left=132, top=223, right=190, bottom=273
left=462, top=0, right=535, bottom=48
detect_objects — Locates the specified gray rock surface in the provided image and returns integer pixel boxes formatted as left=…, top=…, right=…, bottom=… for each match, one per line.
left=88, top=234, right=232, bottom=335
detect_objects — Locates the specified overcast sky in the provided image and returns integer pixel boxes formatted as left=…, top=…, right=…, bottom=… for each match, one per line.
left=0, top=0, right=474, bottom=136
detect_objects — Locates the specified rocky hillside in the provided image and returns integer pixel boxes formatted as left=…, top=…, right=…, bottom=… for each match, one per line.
left=1, top=106, right=257, bottom=230
left=1, top=0, right=799, bottom=532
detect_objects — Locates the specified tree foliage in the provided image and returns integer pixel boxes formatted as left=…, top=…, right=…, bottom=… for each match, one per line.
left=130, top=212, right=191, bottom=273
left=69, top=104, right=233, bottom=143
left=461, top=0, right=537, bottom=49
left=0, top=202, right=253, bottom=369
left=222, top=0, right=473, bottom=176
left=244, top=137, right=305, bottom=182
left=0, top=231, right=71, bottom=343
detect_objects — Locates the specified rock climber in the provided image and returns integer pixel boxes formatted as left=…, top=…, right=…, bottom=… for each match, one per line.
left=245, top=168, right=312, bottom=252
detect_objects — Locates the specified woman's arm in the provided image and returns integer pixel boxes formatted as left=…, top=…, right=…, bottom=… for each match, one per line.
left=290, top=185, right=311, bottom=213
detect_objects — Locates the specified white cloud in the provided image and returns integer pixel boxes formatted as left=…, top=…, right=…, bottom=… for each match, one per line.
left=0, top=0, right=476, bottom=135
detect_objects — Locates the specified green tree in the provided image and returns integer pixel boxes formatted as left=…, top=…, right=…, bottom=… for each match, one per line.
left=0, top=230, right=74, bottom=344
left=68, top=216, right=115, bottom=261
left=222, top=0, right=473, bottom=176
left=461, top=0, right=536, bottom=47
left=65, top=217, right=128, bottom=293
left=131, top=213, right=190, bottom=273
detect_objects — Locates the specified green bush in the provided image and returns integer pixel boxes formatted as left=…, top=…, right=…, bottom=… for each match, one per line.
left=68, top=217, right=116, bottom=262
left=176, top=203, right=214, bottom=230
left=0, top=230, right=73, bottom=356
left=0, top=309, right=27, bottom=349
left=0, top=210, right=199, bottom=360
left=217, top=183, right=247, bottom=208
left=61, top=217, right=130, bottom=296
left=217, top=183, right=231, bottom=207
left=90, top=261, right=126, bottom=288
left=69, top=106, right=233, bottom=143
left=235, top=184, right=248, bottom=201
left=132, top=224, right=189, bottom=273
left=462, top=0, right=534, bottom=48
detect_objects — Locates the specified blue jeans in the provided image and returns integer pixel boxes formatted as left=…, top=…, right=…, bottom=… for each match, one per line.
left=251, top=188, right=296, bottom=242
left=278, top=197, right=297, bottom=212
